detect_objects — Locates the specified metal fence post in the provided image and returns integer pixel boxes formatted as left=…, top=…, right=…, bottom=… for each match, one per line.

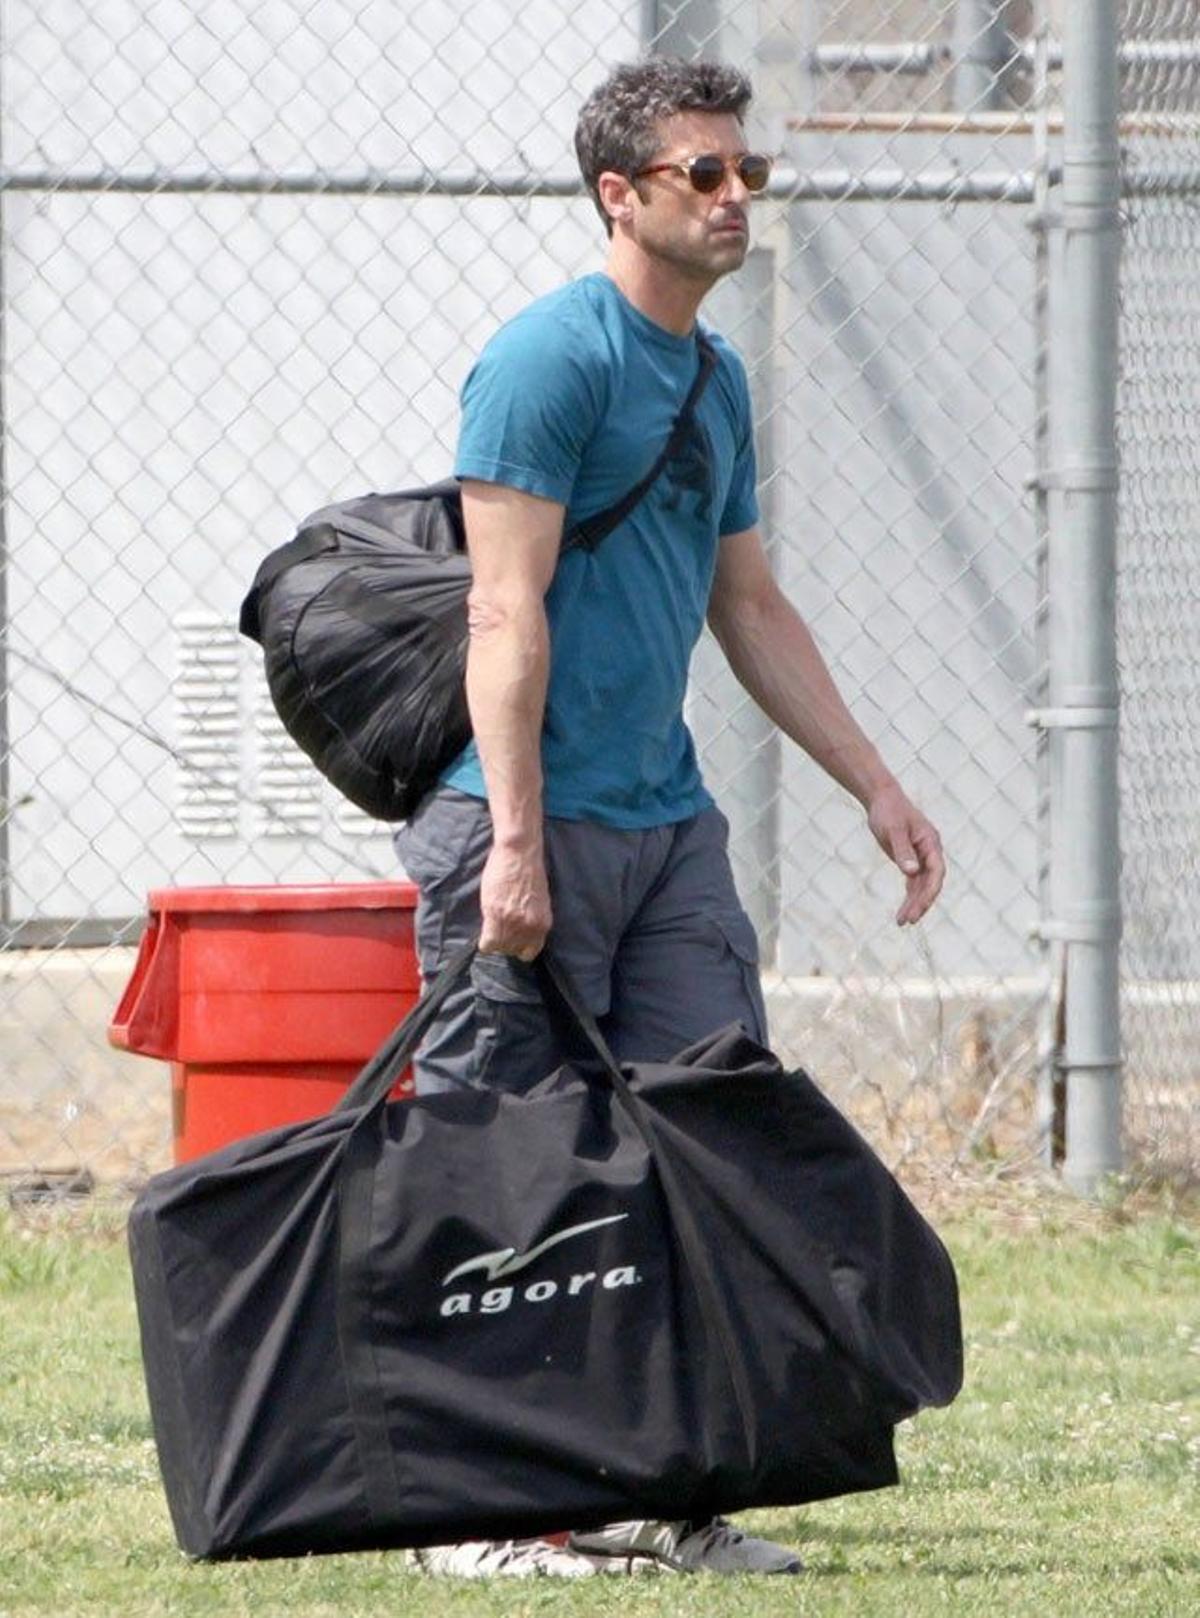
left=1052, top=0, right=1123, bottom=1192
left=693, top=246, right=781, bottom=962
left=642, top=1, right=782, bottom=958
left=641, top=0, right=722, bottom=58
left=1029, top=0, right=1061, bottom=1168
left=952, top=0, right=1012, bottom=111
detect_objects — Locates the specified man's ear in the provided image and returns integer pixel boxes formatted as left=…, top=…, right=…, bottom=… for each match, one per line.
left=597, top=170, right=637, bottom=230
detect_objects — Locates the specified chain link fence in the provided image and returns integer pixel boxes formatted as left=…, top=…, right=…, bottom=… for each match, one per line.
left=0, top=0, right=1194, bottom=1196
left=1116, top=0, right=1200, bottom=1179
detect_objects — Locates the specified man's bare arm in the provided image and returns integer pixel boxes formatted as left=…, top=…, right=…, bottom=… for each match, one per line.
left=461, top=480, right=562, bottom=958
left=708, top=526, right=945, bottom=925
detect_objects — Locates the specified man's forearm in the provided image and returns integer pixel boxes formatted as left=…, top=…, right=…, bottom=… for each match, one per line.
left=464, top=591, right=549, bottom=850
left=711, top=585, right=894, bottom=808
left=709, top=533, right=945, bottom=923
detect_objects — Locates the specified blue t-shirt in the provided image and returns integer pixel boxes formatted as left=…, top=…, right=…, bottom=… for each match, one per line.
left=445, top=272, right=759, bottom=828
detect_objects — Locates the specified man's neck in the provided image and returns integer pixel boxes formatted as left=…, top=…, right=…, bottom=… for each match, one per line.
left=603, top=244, right=712, bottom=337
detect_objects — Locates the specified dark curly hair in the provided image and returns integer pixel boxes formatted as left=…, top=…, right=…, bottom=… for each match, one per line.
left=575, top=58, right=753, bottom=235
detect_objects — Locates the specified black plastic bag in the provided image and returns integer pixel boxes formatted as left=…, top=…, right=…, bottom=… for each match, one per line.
left=239, top=484, right=472, bottom=822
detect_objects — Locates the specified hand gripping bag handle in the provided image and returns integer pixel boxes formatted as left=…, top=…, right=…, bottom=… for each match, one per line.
left=332, top=938, right=477, bottom=1116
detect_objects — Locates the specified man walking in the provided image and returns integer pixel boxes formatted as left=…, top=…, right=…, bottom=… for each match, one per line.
left=400, top=56, right=945, bottom=1578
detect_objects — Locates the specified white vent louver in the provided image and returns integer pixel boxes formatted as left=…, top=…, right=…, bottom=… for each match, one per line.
left=173, top=613, right=241, bottom=839
left=252, top=665, right=323, bottom=840
left=334, top=798, right=387, bottom=839
left=172, top=613, right=393, bottom=846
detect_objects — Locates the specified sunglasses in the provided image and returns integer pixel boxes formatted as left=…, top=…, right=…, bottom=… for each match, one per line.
left=632, top=151, right=774, bottom=195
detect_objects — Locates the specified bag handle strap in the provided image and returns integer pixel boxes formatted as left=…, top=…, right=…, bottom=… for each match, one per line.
left=333, top=938, right=479, bottom=1526
left=332, top=938, right=477, bottom=1114
left=563, top=331, right=718, bottom=554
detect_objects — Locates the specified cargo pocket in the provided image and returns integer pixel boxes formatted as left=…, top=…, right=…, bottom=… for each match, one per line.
left=470, top=953, right=560, bottom=1096
left=710, top=907, right=769, bottom=1046
left=393, top=790, right=492, bottom=973
left=393, top=788, right=491, bottom=892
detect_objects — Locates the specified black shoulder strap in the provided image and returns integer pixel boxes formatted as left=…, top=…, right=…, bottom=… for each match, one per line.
left=245, top=332, right=718, bottom=651
left=332, top=940, right=477, bottom=1114
left=564, top=330, right=718, bottom=555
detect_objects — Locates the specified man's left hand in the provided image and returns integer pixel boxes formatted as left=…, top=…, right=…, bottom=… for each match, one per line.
left=866, top=782, right=946, bottom=926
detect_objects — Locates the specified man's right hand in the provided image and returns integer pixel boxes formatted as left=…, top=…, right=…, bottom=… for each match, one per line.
left=477, top=839, right=553, bottom=961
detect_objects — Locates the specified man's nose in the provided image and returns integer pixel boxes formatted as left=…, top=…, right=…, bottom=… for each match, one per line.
left=721, top=163, right=751, bottom=202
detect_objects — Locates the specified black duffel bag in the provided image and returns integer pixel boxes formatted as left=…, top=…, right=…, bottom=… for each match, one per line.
left=238, top=338, right=716, bottom=822
left=128, top=946, right=962, bottom=1561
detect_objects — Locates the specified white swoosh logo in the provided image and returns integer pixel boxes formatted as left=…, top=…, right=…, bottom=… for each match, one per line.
left=442, top=1214, right=628, bottom=1286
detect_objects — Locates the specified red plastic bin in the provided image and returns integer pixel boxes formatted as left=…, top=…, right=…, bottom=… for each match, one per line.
left=109, top=883, right=420, bottom=1163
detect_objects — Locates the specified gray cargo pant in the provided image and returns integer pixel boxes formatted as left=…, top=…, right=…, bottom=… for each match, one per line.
left=393, top=787, right=768, bottom=1096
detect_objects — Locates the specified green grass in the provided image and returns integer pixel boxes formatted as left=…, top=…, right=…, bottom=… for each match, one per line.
left=1, top=1189, right=1198, bottom=1617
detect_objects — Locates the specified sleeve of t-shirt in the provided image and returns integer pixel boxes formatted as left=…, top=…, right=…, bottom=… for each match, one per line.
left=454, top=311, right=606, bottom=505
left=718, top=350, right=760, bottom=536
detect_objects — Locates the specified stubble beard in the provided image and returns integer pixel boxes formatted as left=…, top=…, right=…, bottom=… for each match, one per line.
left=644, top=224, right=749, bottom=291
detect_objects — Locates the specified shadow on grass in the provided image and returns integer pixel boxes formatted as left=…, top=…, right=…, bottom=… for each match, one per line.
left=790, top=1521, right=1200, bottom=1583
left=797, top=1522, right=1010, bottom=1548
left=805, top=1553, right=1200, bottom=1581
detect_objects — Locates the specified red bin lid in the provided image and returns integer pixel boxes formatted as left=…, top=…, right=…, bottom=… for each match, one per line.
left=145, top=882, right=417, bottom=914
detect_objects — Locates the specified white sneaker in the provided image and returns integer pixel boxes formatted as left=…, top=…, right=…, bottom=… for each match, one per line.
left=408, top=1537, right=614, bottom=1578
left=569, top=1516, right=804, bottom=1574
